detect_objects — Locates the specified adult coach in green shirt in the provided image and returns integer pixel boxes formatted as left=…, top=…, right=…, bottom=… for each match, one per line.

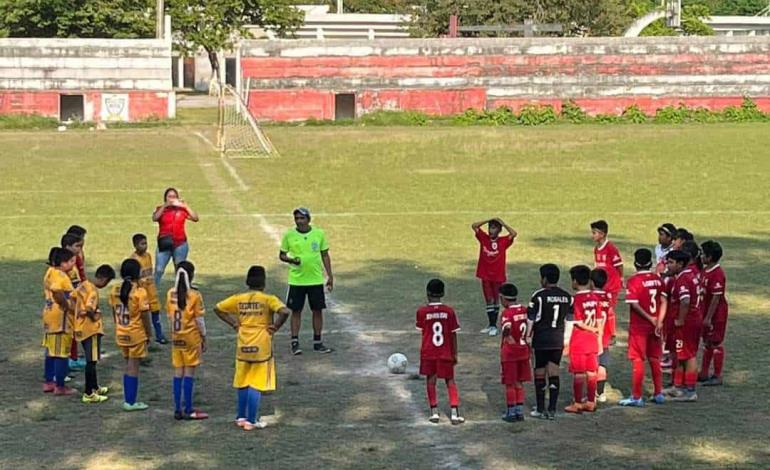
left=279, top=208, right=334, bottom=355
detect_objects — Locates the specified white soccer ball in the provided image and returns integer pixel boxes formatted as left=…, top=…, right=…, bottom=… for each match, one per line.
left=387, top=353, right=408, bottom=374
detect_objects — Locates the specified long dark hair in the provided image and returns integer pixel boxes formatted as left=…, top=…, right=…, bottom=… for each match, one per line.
left=174, top=261, right=195, bottom=310
left=119, top=259, right=141, bottom=308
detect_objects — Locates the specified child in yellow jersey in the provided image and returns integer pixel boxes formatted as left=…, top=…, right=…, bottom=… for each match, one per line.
left=132, top=233, right=168, bottom=344
left=75, top=264, right=116, bottom=404
left=166, top=261, right=208, bottom=420
left=109, top=259, right=153, bottom=412
left=62, top=232, right=86, bottom=370
left=215, top=266, right=290, bottom=431
left=42, top=247, right=77, bottom=395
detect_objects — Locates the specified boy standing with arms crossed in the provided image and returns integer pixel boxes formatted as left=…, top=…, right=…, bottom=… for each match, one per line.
left=498, top=283, right=531, bottom=422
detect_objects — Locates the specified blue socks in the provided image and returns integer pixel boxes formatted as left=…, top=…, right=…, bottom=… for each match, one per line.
left=124, top=374, right=138, bottom=405
left=54, top=357, right=69, bottom=387
left=44, top=355, right=55, bottom=382
left=173, top=377, right=183, bottom=412
left=151, top=312, right=165, bottom=340
left=246, top=387, right=262, bottom=424
left=183, top=376, right=194, bottom=414
left=237, top=388, right=248, bottom=419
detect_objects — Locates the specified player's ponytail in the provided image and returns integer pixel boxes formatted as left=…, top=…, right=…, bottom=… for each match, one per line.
left=47, top=247, right=60, bottom=266
left=174, top=261, right=195, bottom=311
left=119, top=259, right=141, bottom=308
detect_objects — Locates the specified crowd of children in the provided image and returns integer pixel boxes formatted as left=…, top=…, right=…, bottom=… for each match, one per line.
left=416, top=219, right=729, bottom=424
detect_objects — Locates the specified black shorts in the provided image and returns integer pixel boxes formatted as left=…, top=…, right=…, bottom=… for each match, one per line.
left=599, top=350, right=610, bottom=368
left=534, top=349, right=563, bottom=369
left=81, top=335, right=102, bottom=363
left=287, top=284, right=326, bottom=312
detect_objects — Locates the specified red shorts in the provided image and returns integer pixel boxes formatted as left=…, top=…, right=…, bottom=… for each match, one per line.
left=501, top=359, right=532, bottom=384
left=675, top=322, right=702, bottom=361
left=481, top=280, right=503, bottom=303
left=627, top=330, right=662, bottom=361
left=420, top=359, right=455, bottom=379
left=702, top=321, right=727, bottom=345
left=606, top=292, right=618, bottom=337
left=569, top=351, right=598, bottom=373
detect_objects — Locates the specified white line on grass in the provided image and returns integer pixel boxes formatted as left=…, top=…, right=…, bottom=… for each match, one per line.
left=194, top=131, right=249, bottom=191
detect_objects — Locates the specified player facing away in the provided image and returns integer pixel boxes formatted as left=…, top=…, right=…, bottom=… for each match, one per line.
left=471, top=218, right=517, bottom=336
left=590, top=220, right=623, bottom=345
left=590, top=269, right=611, bottom=403
left=655, top=223, right=677, bottom=274
left=498, top=283, right=532, bottom=422
left=663, top=250, right=703, bottom=402
left=41, top=248, right=77, bottom=395
left=619, top=249, right=667, bottom=406
left=699, top=241, right=728, bottom=386
left=416, top=279, right=464, bottom=425
left=110, top=259, right=153, bottom=411
left=564, top=265, right=603, bottom=414
left=61, top=232, right=86, bottom=370
left=166, top=262, right=208, bottom=420
left=132, top=233, right=168, bottom=344
left=74, top=264, right=116, bottom=403
left=214, top=266, right=291, bottom=431
left=526, top=264, right=572, bottom=419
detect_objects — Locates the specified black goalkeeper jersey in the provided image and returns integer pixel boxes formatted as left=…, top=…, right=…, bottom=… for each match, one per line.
left=527, top=286, right=573, bottom=350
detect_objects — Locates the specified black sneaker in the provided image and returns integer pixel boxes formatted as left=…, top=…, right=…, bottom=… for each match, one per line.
left=156, top=337, right=169, bottom=345
left=314, top=343, right=334, bottom=354
left=546, top=410, right=556, bottom=420
left=291, top=343, right=302, bottom=356
left=174, top=410, right=185, bottom=420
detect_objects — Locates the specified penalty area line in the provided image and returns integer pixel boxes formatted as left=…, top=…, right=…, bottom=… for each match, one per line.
left=194, top=131, right=249, bottom=192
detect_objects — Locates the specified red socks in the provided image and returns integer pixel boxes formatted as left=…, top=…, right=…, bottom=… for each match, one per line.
left=426, top=381, right=437, bottom=407
left=515, top=386, right=525, bottom=405
left=447, top=381, right=460, bottom=407
left=505, top=385, right=516, bottom=406
left=700, top=347, right=714, bottom=379
left=674, top=367, right=684, bottom=387
left=631, top=360, right=644, bottom=399
left=573, top=375, right=585, bottom=403
left=586, top=374, right=597, bottom=403
left=685, top=371, right=697, bottom=390
left=69, top=338, right=78, bottom=361
left=713, top=346, right=725, bottom=377
left=649, top=358, right=663, bottom=395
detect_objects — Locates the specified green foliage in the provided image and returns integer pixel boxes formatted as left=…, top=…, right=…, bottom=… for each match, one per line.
left=640, top=3, right=714, bottom=36
left=594, top=113, right=622, bottom=124
left=0, top=114, right=59, bottom=129
left=560, top=100, right=589, bottom=123
left=325, top=0, right=407, bottom=13
left=360, top=110, right=430, bottom=126
left=621, top=104, right=648, bottom=123
left=655, top=105, right=691, bottom=123
left=517, top=105, right=558, bottom=126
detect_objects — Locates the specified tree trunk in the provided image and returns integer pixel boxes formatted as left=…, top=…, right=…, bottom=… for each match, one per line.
left=207, top=48, right=220, bottom=83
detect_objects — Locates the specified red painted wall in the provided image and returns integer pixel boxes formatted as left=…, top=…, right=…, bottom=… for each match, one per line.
left=0, top=91, right=168, bottom=121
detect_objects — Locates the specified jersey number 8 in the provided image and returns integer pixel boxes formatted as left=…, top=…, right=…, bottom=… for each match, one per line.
left=432, top=322, right=444, bottom=347
left=173, top=310, right=182, bottom=332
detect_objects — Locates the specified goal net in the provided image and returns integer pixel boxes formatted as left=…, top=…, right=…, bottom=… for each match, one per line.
left=217, top=84, right=277, bottom=158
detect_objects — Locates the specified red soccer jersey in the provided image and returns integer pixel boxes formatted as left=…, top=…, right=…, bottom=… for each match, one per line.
left=665, top=269, right=702, bottom=323
left=500, top=305, right=530, bottom=362
left=475, top=230, right=513, bottom=283
left=76, top=253, right=86, bottom=283
left=416, top=303, right=460, bottom=362
left=593, top=290, right=611, bottom=349
left=594, top=240, right=623, bottom=294
left=625, top=271, right=664, bottom=335
left=702, top=264, right=728, bottom=323
left=570, top=291, right=603, bottom=355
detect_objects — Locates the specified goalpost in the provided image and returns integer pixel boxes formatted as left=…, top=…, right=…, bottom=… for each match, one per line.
left=217, top=83, right=278, bottom=158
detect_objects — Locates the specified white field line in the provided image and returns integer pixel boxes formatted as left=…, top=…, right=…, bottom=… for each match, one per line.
left=194, top=131, right=249, bottom=192
left=0, top=189, right=241, bottom=194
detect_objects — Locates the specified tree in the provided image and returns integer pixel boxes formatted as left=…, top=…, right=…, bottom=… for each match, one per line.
left=167, top=0, right=304, bottom=80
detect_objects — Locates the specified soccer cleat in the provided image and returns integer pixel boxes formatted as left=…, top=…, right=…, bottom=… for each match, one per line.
left=618, top=397, right=644, bottom=407
left=530, top=410, right=547, bottom=419
left=662, top=386, right=680, bottom=396
left=54, top=386, right=76, bottom=396
left=514, top=406, right=525, bottom=421
left=666, top=387, right=685, bottom=398
left=487, top=326, right=499, bottom=337
left=235, top=417, right=248, bottom=427
left=81, top=393, right=108, bottom=404
left=428, top=408, right=440, bottom=424
left=564, top=402, right=583, bottom=414
left=596, top=392, right=607, bottom=403
left=313, top=343, right=334, bottom=354
left=697, top=375, right=710, bottom=384
left=450, top=408, right=465, bottom=425
left=243, top=420, right=267, bottom=431
left=174, top=410, right=185, bottom=420
left=96, top=386, right=110, bottom=395
left=704, top=376, right=723, bottom=387
left=122, top=402, right=149, bottom=412
left=155, top=337, right=169, bottom=345
left=291, top=343, right=302, bottom=356
left=186, top=410, right=209, bottom=420
left=64, top=375, right=73, bottom=383
left=651, top=393, right=666, bottom=405
left=672, top=391, right=698, bottom=402
left=546, top=411, right=556, bottom=420
left=68, top=359, right=83, bottom=371
left=502, top=410, right=517, bottom=423
left=42, top=382, right=56, bottom=393
left=582, top=402, right=597, bottom=413
left=479, top=326, right=493, bottom=334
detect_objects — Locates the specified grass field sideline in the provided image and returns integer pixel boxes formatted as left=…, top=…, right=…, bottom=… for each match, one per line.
left=0, top=122, right=769, bottom=469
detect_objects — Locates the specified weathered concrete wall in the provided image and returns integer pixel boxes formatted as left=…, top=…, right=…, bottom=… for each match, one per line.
left=241, top=36, right=770, bottom=121
left=0, top=37, right=174, bottom=121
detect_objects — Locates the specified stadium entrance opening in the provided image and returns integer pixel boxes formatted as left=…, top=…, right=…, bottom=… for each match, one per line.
left=335, top=93, right=355, bottom=120
left=59, top=94, right=84, bottom=122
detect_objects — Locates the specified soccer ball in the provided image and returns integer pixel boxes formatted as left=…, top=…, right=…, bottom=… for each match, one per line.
left=387, top=353, right=408, bottom=374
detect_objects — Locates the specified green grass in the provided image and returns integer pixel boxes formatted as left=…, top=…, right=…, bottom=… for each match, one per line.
left=1, top=122, right=769, bottom=469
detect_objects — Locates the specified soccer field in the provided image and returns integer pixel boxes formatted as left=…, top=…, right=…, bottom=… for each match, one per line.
left=1, top=119, right=769, bottom=469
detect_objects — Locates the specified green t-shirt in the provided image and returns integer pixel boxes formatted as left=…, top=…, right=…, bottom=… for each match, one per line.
left=280, top=227, right=329, bottom=286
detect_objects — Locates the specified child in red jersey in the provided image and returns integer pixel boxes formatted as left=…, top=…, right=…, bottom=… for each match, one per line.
left=498, top=283, right=531, bottom=422
left=699, top=241, right=728, bottom=386
left=590, top=269, right=610, bottom=404
left=471, top=218, right=517, bottom=336
left=416, top=279, right=464, bottom=425
left=620, top=249, right=667, bottom=406
left=591, top=220, right=623, bottom=345
left=565, top=265, right=603, bottom=414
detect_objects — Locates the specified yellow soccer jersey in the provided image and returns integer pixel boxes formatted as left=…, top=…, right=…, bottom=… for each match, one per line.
left=43, top=268, right=74, bottom=334
left=130, top=252, right=154, bottom=289
left=109, top=283, right=150, bottom=346
left=74, top=280, right=103, bottom=340
left=67, top=266, right=81, bottom=288
left=166, top=288, right=205, bottom=349
left=216, top=291, right=285, bottom=363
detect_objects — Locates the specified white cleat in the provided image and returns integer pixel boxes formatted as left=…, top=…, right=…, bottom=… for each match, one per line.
left=479, top=326, right=493, bottom=334
left=428, top=409, right=440, bottom=424
left=450, top=410, right=465, bottom=425
left=487, top=326, right=499, bottom=336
